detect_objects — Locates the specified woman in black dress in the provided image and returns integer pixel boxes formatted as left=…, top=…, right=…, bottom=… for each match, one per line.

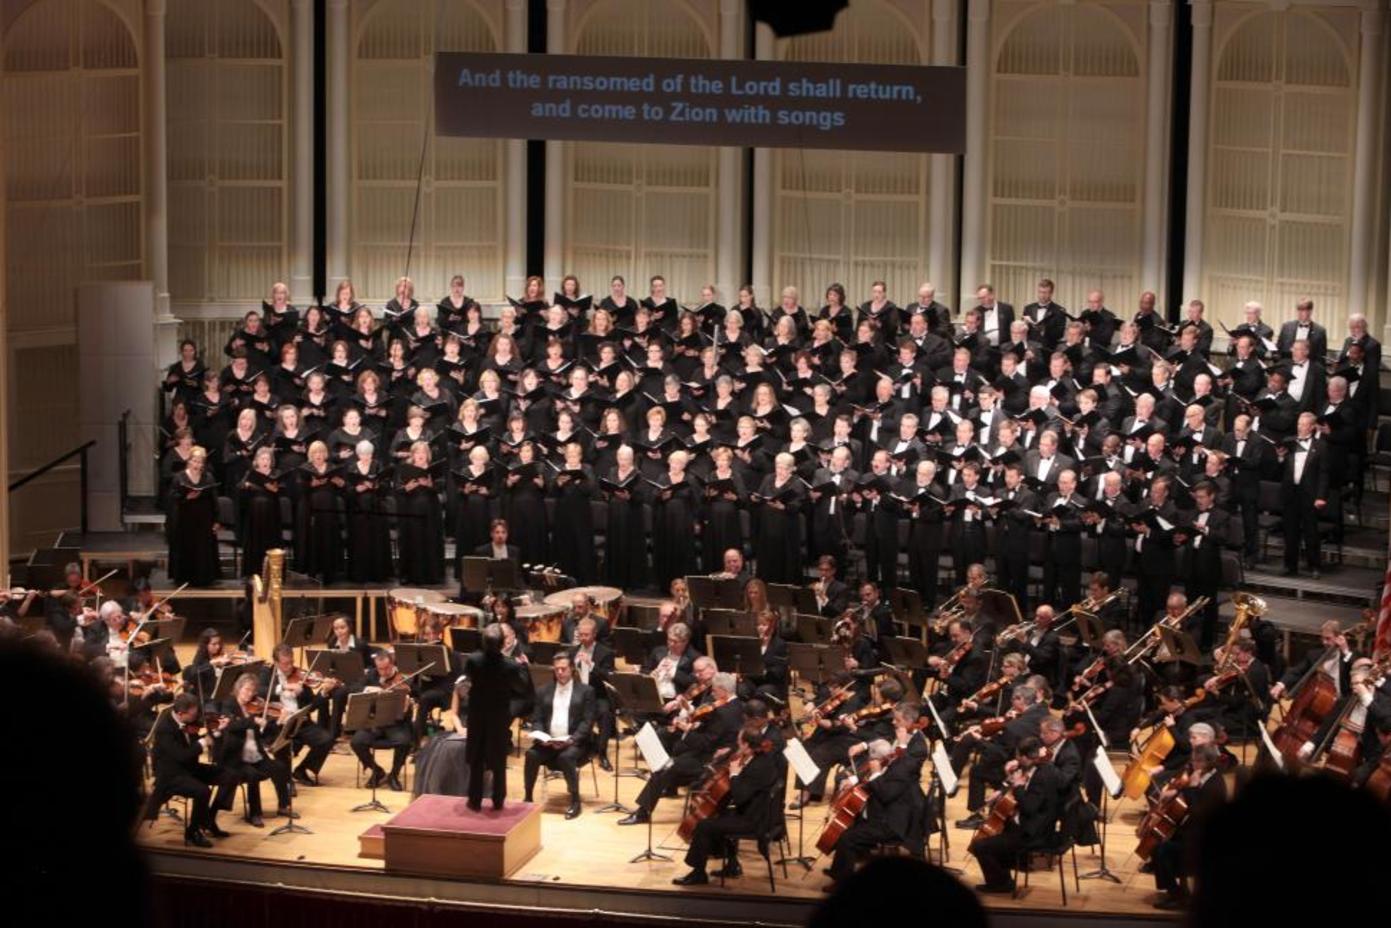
left=395, top=441, right=445, bottom=584
left=650, top=449, right=700, bottom=590
left=221, top=407, right=264, bottom=502
left=296, top=440, right=345, bottom=583
left=753, top=452, right=806, bottom=585
left=602, top=444, right=646, bottom=589
left=501, top=441, right=548, bottom=568
left=550, top=441, right=597, bottom=584
left=167, top=447, right=221, bottom=586
left=453, top=445, right=496, bottom=573
left=345, top=439, right=393, bottom=583
left=238, top=446, right=284, bottom=578
left=700, top=446, right=746, bottom=572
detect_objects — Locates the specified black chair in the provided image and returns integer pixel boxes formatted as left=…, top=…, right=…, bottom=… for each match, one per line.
left=716, top=773, right=790, bottom=892
left=1013, top=799, right=1084, bottom=905
left=1255, top=480, right=1284, bottom=561
left=1368, top=422, right=1391, bottom=490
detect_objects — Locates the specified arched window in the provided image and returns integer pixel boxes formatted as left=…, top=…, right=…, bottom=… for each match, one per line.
left=568, top=0, right=716, bottom=301
left=1204, top=9, right=1354, bottom=329
left=167, top=0, right=287, bottom=304
left=986, top=2, right=1144, bottom=311
left=352, top=0, right=503, bottom=302
left=773, top=0, right=927, bottom=305
left=3, top=0, right=141, bottom=468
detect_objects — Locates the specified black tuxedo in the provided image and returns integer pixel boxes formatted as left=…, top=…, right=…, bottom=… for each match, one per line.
left=523, top=680, right=597, bottom=801
left=1023, top=302, right=1068, bottom=350
left=146, top=709, right=236, bottom=833
left=1041, top=491, right=1084, bottom=609
left=633, top=697, right=744, bottom=815
left=1182, top=505, right=1235, bottom=648
left=1281, top=437, right=1329, bottom=573
left=1277, top=319, right=1328, bottom=361
left=971, top=763, right=1062, bottom=888
left=828, top=749, right=927, bottom=880
left=809, top=466, right=858, bottom=566
left=1129, top=497, right=1181, bottom=627
left=569, top=640, right=617, bottom=757
left=217, top=698, right=292, bottom=818
left=994, top=485, right=1040, bottom=611
left=463, top=649, right=534, bottom=807
left=816, top=577, right=852, bottom=616
left=1219, top=430, right=1266, bottom=559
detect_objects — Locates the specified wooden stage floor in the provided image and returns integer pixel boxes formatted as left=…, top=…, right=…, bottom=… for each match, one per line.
left=138, top=735, right=1176, bottom=925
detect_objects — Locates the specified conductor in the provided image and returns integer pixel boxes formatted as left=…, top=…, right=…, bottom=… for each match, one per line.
left=464, top=623, right=534, bottom=811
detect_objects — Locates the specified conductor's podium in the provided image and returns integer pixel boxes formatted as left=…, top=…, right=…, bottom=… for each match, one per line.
left=361, top=795, right=542, bottom=880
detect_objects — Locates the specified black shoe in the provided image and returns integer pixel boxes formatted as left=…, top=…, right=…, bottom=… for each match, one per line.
left=1138, top=861, right=1154, bottom=874
left=975, top=882, right=1014, bottom=895
left=672, top=870, right=709, bottom=886
left=711, top=862, right=743, bottom=878
left=292, top=767, right=318, bottom=787
left=365, top=767, right=387, bottom=789
left=617, top=811, right=650, bottom=826
left=662, top=786, right=680, bottom=798
left=597, top=755, right=613, bottom=772
left=206, top=824, right=231, bottom=839
left=466, top=800, right=482, bottom=813
left=275, top=807, right=300, bottom=820
left=492, top=799, right=504, bottom=811
left=387, top=773, right=405, bottom=792
left=955, top=814, right=984, bottom=829
left=523, top=793, right=534, bottom=804
left=185, top=829, right=213, bottom=848
left=565, top=801, right=582, bottom=820
left=245, top=815, right=265, bottom=828
left=1154, top=891, right=1188, bottom=911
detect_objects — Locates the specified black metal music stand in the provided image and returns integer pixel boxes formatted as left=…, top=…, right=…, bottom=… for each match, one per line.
left=305, top=649, right=366, bottom=688
left=709, top=634, right=765, bottom=680
left=343, top=690, right=409, bottom=814
left=267, top=705, right=315, bottom=836
left=794, top=613, right=834, bottom=645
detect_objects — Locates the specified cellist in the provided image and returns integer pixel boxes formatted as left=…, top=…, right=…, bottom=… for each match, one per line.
left=825, top=737, right=924, bottom=885
left=969, top=736, right=1061, bottom=895
left=1150, top=743, right=1226, bottom=910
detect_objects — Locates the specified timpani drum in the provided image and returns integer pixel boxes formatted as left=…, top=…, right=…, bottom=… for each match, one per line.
left=544, top=585, right=625, bottom=623
left=517, top=603, right=566, bottom=643
left=425, top=602, right=484, bottom=629
left=387, top=587, right=446, bottom=638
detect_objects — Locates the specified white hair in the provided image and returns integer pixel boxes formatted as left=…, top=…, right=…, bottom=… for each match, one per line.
left=355, top=440, right=374, bottom=456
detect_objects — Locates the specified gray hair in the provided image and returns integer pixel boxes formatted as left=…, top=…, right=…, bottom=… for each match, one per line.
left=867, top=739, right=894, bottom=761
left=667, top=622, right=690, bottom=642
left=99, top=601, right=124, bottom=621
left=712, top=672, right=737, bottom=695
left=1012, top=684, right=1038, bottom=706
left=355, top=439, right=374, bottom=456
left=1189, top=722, right=1215, bottom=741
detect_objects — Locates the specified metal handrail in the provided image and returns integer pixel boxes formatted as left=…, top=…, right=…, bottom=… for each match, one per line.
left=7, top=440, right=96, bottom=534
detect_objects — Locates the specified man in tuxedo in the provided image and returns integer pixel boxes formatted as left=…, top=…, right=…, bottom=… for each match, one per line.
left=1023, top=429, right=1074, bottom=490
left=1128, top=475, right=1181, bottom=628
left=1016, top=606, right=1066, bottom=702
left=1180, top=481, right=1235, bottom=649
left=1041, top=468, right=1084, bottom=609
left=569, top=617, right=617, bottom=769
left=1022, top=278, right=1067, bottom=351
left=825, top=736, right=926, bottom=884
left=857, top=450, right=903, bottom=588
left=619, top=672, right=744, bottom=825
left=1182, top=300, right=1215, bottom=357
left=1249, top=370, right=1299, bottom=444
left=218, top=672, right=295, bottom=827
left=969, top=736, right=1063, bottom=894
left=1278, top=412, right=1329, bottom=578
left=1276, top=299, right=1328, bottom=360
left=975, top=283, right=1015, bottom=348
left=1080, top=289, right=1119, bottom=349
left=991, top=464, right=1038, bottom=613
left=1220, top=414, right=1267, bottom=567
left=561, top=591, right=610, bottom=643
left=955, top=682, right=1052, bottom=825
left=1319, top=375, right=1360, bottom=544
left=464, top=624, right=535, bottom=811
left=147, top=693, right=235, bottom=847
left=811, top=554, right=852, bottom=616
left=809, top=446, right=858, bottom=568
left=522, top=653, right=596, bottom=818
left=1283, top=339, right=1326, bottom=413
left=1339, top=312, right=1381, bottom=424
left=1088, top=471, right=1130, bottom=587
left=907, top=281, right=955, bottom=339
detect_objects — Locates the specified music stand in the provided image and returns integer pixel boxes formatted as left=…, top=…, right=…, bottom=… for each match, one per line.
left=211, top=660, right=267, bottom=702
left=141, top=617, right=188, bottom=648
left=1157, top=626, right=1204, bottom=666
left=610, top=627, right=650, bottom=668
left=605, top=674, right=669, bottom=811
left=344, top=689, right=409, bottom=813
left=766, top=583, right=799, bottom=611
left=891, top=587, right=925, bottom=629
left=979, top=588, right=1023, bottom=629
left=795, top=613, right=834, bottom=645
left=305, top=649, right=366, bottom=688
left=882, top=636, right=931, bottom=675
left=793, top=588, right=820, bottom=616
left=488, top=558, right=520, bottom=591
left=1074, top=611, right=1105, bottom=650
left=529, top=640, right=565, bottom=665
left=395, top=642, right=450, bottom=678
left=787, top=642, right=846, bottom=689
left=267, top=705, right=315, bottom=836
left=709, top=635, right=765, bottom=679
left=715, top=579, right=744, bottom=610
left=704, top=608, right=756, bottom=638
left=130, top=636, right=177, bottom=674
left=281, top=614, right=337, bottom=662
left=685, top=575, right=719, bottom=610
left=460, top=557, right=492, bottom=594
left=448, top=626, right=482, bottom=654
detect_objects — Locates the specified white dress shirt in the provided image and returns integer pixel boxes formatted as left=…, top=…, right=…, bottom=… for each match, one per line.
left=549, top=680, right=574, bottom=739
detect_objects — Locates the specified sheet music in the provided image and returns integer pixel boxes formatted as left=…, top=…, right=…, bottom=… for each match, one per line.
left=1094, top=745, right=1123, bottom=798
left=932, top=740, right=959, bottom=796
left=1258, top=722, right=1285, bottom=771
left=783, top=738, right=820, bottom=788
left=634, top=722, right=673, bottom=773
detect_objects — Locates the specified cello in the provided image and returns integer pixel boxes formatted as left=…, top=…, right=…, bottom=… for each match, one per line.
left=968, top=785, right=1019, bottom=849
left=1134, top=769, right=1193, bottom=861
left=677, top=736, right=774, bottom=843
left=815, top=746, right=906, bottom=855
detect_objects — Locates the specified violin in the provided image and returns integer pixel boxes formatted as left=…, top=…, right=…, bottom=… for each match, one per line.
left=798, top=682, right=855, bottom=739
left=843, top=701, right=894, bottom=727
left=1071, top=656, right=1106, bottom=694
left=672, top=695, right=731, bottom=732
left=118, top=618, right=152, bottom=645
left=184, top=711, right=225, bottom=738
left=936, top=638, right=972, bottom=678
left=1063, top=680, right=1110, bottom=718
left=244, top=696, right=283, bottom=719
left=966, top=708, right=1019, bottom=740
left=958, top=674, right=1010, bottom=714
left=678, top=736, right=775, bottom=843
left=125, top=668, right=178, bottom=698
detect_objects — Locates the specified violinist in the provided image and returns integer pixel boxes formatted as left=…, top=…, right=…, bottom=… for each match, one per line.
left=1150, top=743, right=1226, bottom=910
left=970, top=736, right=1062, bottom=895
left=641, top=622, right=697, bottom=706
left=847, top=701, right=930, bottom=783
left=1039, top=716, right=1082, bottom=799
left=118, top=650, right=176, bottom=740
left=672, top=713, right=784, bottom=886
left=123, top=578, right=182, bottom=673
left=1069, top=640, right=1144, bottom=805
left=926, top=619, right=987, bottom=724
left=1195, top=639, right=1271, bottom=739
left=950, top=653, right=1028, bottom=776
left=412, top=616, right=467, bottom=744
left=955, top=683, right=1050, bottom=829
left=791, top=670, right=868, bottom=808
left=218, top=673, right=296, bottom=827
left=349, top=648, right=415, bottom=792
left=825, top=737, right=924, bottom=885
left=182, top=628, right=229, bottom=698
left=1008, top=605, right=1064, bottom=700
left=148, top=692, right=234, bottom=847
left=618, top=671, right=742, bottom=827
left=262, top=643, right=335, bottom=786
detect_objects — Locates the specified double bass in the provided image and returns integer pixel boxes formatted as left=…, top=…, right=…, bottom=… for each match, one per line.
left=1271, top=665, right=1341, bottom=764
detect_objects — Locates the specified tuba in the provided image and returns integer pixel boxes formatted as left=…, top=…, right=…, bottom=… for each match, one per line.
left=1222, top=590, right=1267, bottom=656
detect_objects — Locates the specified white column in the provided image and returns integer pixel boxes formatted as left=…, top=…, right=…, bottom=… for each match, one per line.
left=290, top=0, right=315, bottom=304
left=958, top=0, right=990, bottom=308
left=1348, top=4, right=1383, bottom=322
left=928, top=0, right=959, bottom=306
left=715, top=0, right=744, bottom=302
left=1181, top=0, right=1213, bottom=303
left=1141, top=0, right=1173, bottom=300
left=144, top=0, right=178, bottom=366
left=543, top=0, right=567, bottom=292
left=325, top=0, right=350, bottom=284
left=750, top=23, right=775, bottom=306
left=504, top=0, right=528, bottom=298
